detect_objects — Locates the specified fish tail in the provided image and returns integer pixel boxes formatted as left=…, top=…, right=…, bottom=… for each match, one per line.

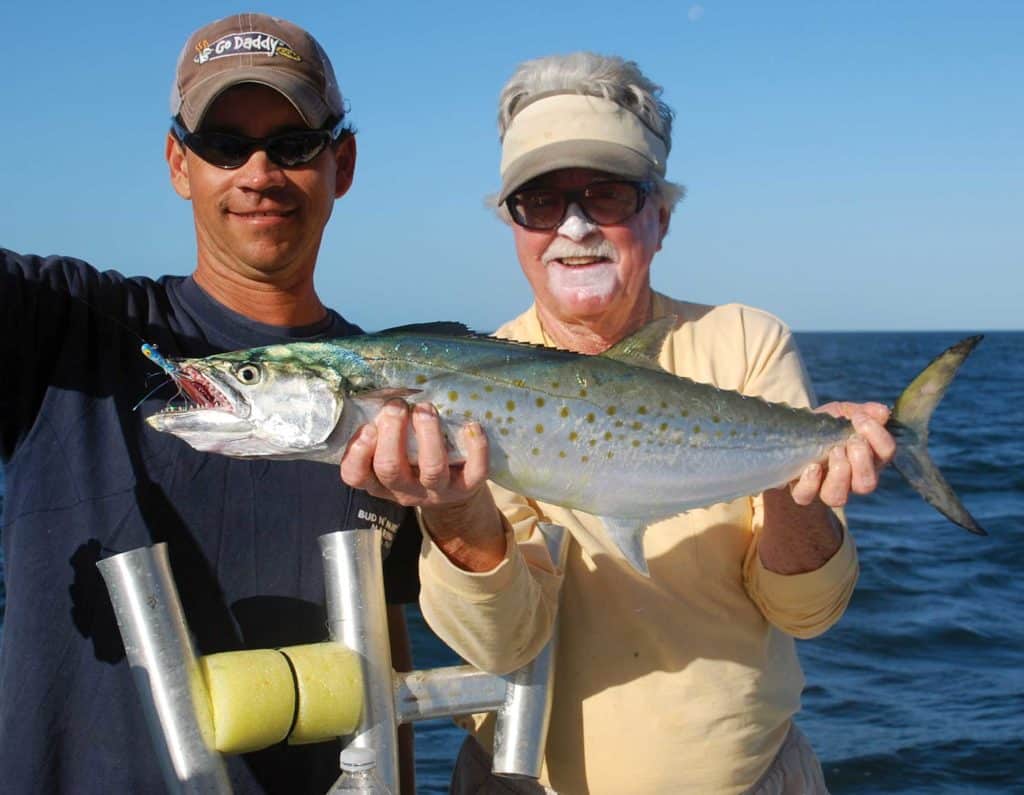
left=888, top=335, right=985, bottom=535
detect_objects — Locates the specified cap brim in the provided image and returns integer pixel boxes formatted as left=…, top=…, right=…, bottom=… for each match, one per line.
left=498, top=140, right=657, bottom=203
left=178, top=67, right=332, bottom=130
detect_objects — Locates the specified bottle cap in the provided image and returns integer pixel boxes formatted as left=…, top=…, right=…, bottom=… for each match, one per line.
left=339, top=745, right=377, bottom=772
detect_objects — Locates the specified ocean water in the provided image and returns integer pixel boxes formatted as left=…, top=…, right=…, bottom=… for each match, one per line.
left=2, top=331, right=1022, bottom=793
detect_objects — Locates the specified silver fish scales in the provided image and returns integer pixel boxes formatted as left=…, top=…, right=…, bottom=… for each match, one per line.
left=145, top=319, right=985, bottom=573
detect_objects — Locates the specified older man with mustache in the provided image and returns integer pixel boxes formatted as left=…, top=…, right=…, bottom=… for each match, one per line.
left=344, top=53, right=895, bottom=794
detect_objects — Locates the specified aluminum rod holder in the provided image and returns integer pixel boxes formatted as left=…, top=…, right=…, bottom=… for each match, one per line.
left=97, top=544, right=231, bottom=794
left=319, top=529, right=399, bottom=795
left=491, top=523, right=569, bottom=779
left=395, top=665, right=507, bottom=723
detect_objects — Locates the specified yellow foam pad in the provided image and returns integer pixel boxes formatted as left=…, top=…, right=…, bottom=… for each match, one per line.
left=281, top=642, right=363, bottom=745
left=200, top=649, right=295, bottom=754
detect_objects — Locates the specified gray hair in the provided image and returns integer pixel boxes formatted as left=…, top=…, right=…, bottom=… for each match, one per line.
left=494, top=52, right=686, bottom=213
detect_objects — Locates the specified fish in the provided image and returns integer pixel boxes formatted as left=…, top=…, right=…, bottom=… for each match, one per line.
left=144, top=319, right=985, bottom=574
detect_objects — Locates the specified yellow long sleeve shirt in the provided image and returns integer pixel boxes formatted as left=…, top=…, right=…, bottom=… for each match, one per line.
left=419, top=294, right=858, bottom=794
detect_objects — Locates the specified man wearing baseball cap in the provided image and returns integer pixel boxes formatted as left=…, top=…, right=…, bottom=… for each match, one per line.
left=0, top=14, right=439, bottom=792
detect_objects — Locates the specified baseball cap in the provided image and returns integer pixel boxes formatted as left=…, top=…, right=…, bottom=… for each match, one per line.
left=170, top=13, right=344, bottom=131
left=498, top=92, right=669, bottom=203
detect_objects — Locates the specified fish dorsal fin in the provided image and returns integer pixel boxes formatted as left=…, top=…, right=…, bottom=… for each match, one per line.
left=600, top=316, right=677, bottom=371
left=374, top=321, right=474, bottom=337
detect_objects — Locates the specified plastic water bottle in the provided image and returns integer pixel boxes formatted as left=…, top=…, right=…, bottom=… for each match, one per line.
left=328, top=745, right=393, bottom=794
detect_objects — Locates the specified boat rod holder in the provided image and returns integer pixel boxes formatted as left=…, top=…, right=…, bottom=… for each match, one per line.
left=99, top=523, right=567, bottom=794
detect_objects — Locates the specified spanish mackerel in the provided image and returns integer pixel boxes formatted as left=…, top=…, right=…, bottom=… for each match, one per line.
left=145, top=319, right=985, bottom=573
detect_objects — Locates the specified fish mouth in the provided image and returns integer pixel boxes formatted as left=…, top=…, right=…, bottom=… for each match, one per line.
left=146, top=366, right=251, bottom=434
left=161, top=367, right=245, bottom=414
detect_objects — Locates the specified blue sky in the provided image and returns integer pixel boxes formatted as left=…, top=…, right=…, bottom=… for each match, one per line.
left=2, top=1, right=1020, bottom=332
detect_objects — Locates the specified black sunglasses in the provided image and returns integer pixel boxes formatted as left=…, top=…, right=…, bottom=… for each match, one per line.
left=171, top=117, right=346, bottom=169
left=505, top=180, right=653, bottom=230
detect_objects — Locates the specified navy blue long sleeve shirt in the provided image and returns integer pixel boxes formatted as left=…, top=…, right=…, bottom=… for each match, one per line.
left=0, top=250, right=420, bottom=793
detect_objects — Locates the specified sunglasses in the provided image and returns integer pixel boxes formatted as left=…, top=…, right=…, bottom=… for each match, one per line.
left=171, top=117, right=346, bottom=169
left=505, top=180, right=653, bottom=230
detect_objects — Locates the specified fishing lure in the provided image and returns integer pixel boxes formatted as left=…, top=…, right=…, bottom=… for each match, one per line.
left=133, top=343, right=190, bottom=411
left=141, top=343, right=180, bottom=377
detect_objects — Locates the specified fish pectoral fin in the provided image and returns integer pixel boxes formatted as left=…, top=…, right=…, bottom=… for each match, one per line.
left=353, top=387, right=423, bottom=401
left=599, top=517, right=651, bottom=577
left=600, top=316, right=678, bottom=371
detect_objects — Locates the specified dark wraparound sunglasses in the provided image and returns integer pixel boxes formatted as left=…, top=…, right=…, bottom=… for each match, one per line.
left=171, top=117, right=346, bottom=169
left=505, top=180, right=653, bottom=230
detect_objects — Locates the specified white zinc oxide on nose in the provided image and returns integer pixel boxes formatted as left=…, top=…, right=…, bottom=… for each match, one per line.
left=555, top=203, right=599, bottom=241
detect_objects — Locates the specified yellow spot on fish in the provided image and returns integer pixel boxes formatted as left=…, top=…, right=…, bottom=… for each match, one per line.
left=661, top=401, right=668, bottom=409
left=569, top=432, right=579, bottom=441
left=532, top=447, right=540, bottom=456
left=693, top=425, right=701, bottom=434
left=638, top=406, right=648, bottom=415
left=507, top=400, right=516, bottom=412
left=484, top=385, right=493, bottom=392
left=589, top=439, right=597, bottom=447
left=415, top=375, right=427, bottom=385
left=513, top=379, right=526, bottom=388
left=631, top=421, right=642, bottom=431
left=535, top=424, right=544, bottom=434
left=448, top=390, right=459, bottom=402
left=632, top=440, right=641, bottom=447
left=712, top=415, right=721, bottom=423
left=485, top=410, right=493, bottom=420
left=581, top=455, right=590, bottom=463
left=579, top=388, right=588, bottom=398
left=681, top=409, right=689, bottom=418
left=559, top=450, right=566, bottom=458
left=604, top=431, right=613, bottom=441
left=606, top=406, right=617, bottom=416
left=586, top=412, right=595, bottom=423
left=552, top=381, right=560, bottom=389
left=659, top=423, right=668, bottom=432
left=470, top=392, right=480, bottom=400
left=500, top=428, right=509, bottom=436
left=614, top=420, right=624, bottom=427
left=463, top=411, right=473, bottom=419
left=536, top=397, right=546, bottom=408
left=560, top=407, right=570, bottom=418
left=730, top=429, right=738, bottom=437
left=607, top=452, right=614, bottom=459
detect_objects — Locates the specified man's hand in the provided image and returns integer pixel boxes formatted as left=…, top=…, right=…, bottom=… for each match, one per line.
left=340, top=399, right=506, bottom=571
left=789, top=401, right=896, bottom=507
left=340, top=400, right=488, bottom=507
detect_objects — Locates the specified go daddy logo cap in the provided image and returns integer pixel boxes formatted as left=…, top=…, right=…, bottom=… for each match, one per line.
left=171, top=13, right=344, bottom=131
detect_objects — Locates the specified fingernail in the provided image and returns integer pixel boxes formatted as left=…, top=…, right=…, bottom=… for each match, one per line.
left=805, top=462, right=821, bottom=477
left=358, top=424, right=377, bottom=444
left=385, top=402, right=406, bottom=418
left=414, top=402, right=437, bottom=418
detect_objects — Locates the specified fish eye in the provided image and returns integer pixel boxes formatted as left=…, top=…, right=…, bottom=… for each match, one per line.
left=233, top=363, right=262, bottom=385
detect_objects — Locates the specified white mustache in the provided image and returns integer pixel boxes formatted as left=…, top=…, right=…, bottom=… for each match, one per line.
left=542, top=238, right=619, bottom=265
